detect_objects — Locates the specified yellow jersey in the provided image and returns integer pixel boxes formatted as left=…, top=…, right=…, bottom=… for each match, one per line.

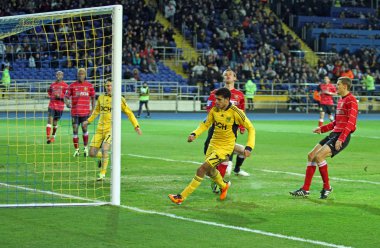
left=192, top=103, right=255, bottom=154
left=87, top=94, right=139, bottom=133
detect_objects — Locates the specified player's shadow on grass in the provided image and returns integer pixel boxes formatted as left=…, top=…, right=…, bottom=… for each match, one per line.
left=177, top=200, right=266, bottom=226
left=307, top=198, right=380, bottom=216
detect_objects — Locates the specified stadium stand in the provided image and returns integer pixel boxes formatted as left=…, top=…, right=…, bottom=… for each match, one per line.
left=1, top=0, right=379, bottom=107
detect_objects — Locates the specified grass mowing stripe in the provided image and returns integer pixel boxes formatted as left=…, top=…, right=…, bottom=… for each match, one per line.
left=0, top=182, right=352, bottom=248
left=125, top=153, right=380, bottom=185
left=121, top=205, right=352, bottom=248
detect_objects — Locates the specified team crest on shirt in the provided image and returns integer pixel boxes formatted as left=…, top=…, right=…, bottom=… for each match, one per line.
left=226, top=117, right=231, bottom=122
left=84, top=87, right=88, bottom=91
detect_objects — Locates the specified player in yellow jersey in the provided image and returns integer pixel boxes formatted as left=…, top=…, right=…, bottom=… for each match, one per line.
left=169, top=88, right=256, bottom=205
left=83, top=79, right=142, bottom=181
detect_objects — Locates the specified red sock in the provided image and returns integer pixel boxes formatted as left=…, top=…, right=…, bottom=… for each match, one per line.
left=302, top=165, right=316, bottom=191
left=318, top=161, right=330, bottom=189
left=52, top=126, right=58, bottom=136
left=217, top=162, right=228, bottom=178
left=83, top=133, right=89, bottom=146
left=73, top=136, right=79, bottom=149
left=46, top=125, right=51, bottom=138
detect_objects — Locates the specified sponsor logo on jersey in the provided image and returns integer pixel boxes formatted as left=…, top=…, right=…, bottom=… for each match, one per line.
left=76, top=91, right=90, bottom=96
left=100, top=106, right=112, bottom=112
left=214, top=121, right=227, bottom=130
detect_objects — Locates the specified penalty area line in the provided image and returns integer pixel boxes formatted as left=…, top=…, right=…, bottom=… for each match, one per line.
left=124, top=153, right=380, bottom=185
left=121, top=205, right=351, bottom=248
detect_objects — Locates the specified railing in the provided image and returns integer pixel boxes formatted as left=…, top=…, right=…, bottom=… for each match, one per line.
left=5, top=78, right=378, bottom=99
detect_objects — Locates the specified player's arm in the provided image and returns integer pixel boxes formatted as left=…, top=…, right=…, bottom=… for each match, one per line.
left=235, top=109, right=255, bottom=157
left=121, top=97, right=142, bottom=135
left=206, top=92, right=216, bottom=112
left=64, top=86, right=71, bottom=108
left=188, top=108, right=215, bottom=142
left=338, top=99, right=358, bottom=143
left=320, top=120, right=335, bottom=133
left=47, top=85, right=52, bottom=99
left=90, top=85, right=96, bottom=111
left=85, top=98, right=100, bottom=125
left=238, top=91, right=246, bottom=134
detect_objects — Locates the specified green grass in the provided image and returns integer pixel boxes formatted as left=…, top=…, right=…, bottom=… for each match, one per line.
left=1, top=117, right=380, bottom=247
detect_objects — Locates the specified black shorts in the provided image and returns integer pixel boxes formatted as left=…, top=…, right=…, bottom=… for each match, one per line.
left=319, top=132, right=351, bottom=157
left=48, top=108, right=63, bottom=120
left=72, top=115, right=89, bottom=125
left=320, top=104, right=333, bottom=115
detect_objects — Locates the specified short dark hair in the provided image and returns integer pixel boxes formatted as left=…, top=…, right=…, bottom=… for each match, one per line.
left=215, top=87, right=231, bottom=100
left=337, top=77, right=352, bottom=90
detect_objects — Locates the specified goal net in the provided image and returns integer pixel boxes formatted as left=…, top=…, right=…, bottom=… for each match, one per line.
left=0, top=5, right=123, bottom=207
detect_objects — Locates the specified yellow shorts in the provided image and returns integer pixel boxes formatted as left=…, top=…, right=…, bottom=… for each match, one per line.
left=89, top=131, right=112, bottom=148
left=205, top=146, right=230, bottom=168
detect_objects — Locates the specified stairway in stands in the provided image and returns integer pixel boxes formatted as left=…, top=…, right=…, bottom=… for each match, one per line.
left=154, top=12, right=198, bottom=79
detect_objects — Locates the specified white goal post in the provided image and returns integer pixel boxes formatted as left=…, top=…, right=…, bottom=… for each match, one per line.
left=0, top=5, right=123, bottom=207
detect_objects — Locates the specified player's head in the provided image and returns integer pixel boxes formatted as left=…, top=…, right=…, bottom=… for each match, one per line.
left=222, top=68, right=237, bottom=85
left=215, top=87, right=231, bottom=110
left=104, top=78, right=112, bottom=95
left=77, top=68, right=87, bottom=82
left=143, top=81, right=148, bottom=87
left=336, top=77, right=352, bottom=95
left=56, top=71, right=64, bottom=81
left=323, top=76, right=330, bottom=84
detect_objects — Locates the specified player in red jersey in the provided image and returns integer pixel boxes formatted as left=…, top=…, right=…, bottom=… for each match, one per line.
left=65, top=68, right=96, bottom=157
left=290, top=77, right=358, bottom=199
left=46, top=71, right=68, bottom=144
left=317, top=76, right=337, bottom=127
left=205, top=69, right=250, bottom=193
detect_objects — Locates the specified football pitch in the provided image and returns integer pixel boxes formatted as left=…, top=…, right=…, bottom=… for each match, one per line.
left=1, top=113, right=380, bottom=248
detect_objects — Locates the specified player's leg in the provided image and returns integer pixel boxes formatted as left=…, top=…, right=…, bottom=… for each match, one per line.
left=319, top=106, right=325, bottom=127
left=50, top=110, right=63, bottom=143
left=290, top=143, right=324, bottom=197
left=137, top=101, right=143, bottom=118
left=72, top=116, right=80, bottom=156
left=169, top=150, right=229, bottom=204
left=97, top=134, right=111, bottom=180
left=145, top=101, right=150, bottom=117
left=232, top=144, right=249, bottom=176
left=316, top=133, right=351, bottom=199
left=326, top=106, right=334, bottom=122
left=46, top=109, right=54, bottom=144
left=313, top=145, right=333, bottom=198
left=80, top=116, right=89, bottom=157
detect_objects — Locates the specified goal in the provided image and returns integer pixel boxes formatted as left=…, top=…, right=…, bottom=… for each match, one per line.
left=0, top=5, right=123, bottom=207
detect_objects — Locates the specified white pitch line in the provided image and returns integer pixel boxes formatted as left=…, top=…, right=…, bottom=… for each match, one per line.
left=125, top=153, right=380, bottom=185
left=121, top=205, right=351, bottom=248
left=0, top=182, right=352, bottom=248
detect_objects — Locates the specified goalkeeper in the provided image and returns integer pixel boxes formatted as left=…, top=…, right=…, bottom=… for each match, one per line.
left=83, top=79, right=142, bottom=181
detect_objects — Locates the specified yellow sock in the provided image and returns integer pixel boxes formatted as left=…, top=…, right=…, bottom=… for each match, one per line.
left=100, top=153, right=109, bottom=175
left=181, top=175, right=203, bottom=199
left=211, top=172, right=226, bottom=189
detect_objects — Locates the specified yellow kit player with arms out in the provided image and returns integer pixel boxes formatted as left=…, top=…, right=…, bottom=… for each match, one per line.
left=169, top=87, right=256, bottom=205
left=83, top=79, right=142, bottom=181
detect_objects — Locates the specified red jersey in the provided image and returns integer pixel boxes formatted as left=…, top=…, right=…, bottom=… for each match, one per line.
left=320, top=93, right=358, bottom=142
left=318, top=83, right=336, bottom=105
left=206, top=88, right=245, bottom=112
left=48, top=81, right=68, bottom=111
left=66, top=80, right=95, bottom=117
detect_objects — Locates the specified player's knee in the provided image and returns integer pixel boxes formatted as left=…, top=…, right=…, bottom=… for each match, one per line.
left=314, top=152, right=326, bottom=163
left=307, top=152, right=315, bottom=161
